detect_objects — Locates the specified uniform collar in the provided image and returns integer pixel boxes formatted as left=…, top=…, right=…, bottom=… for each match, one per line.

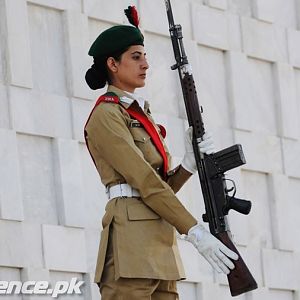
left=124, top=91, right=145, bottom=110
left=107, top=85, right=150, bottom=112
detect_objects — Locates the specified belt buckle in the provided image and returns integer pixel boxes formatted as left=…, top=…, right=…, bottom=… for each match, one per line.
left=119, top=183, right=124, bottom=197
left=121, top=183, right=132, bottom=198
left=119, top=183, right=127, bottom=198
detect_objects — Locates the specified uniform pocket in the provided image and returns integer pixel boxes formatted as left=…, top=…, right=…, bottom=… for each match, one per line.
left=127, top=202, right=160, bottom=221
left=129, top=124, right=163, bottom=167
left=130, top=127, right=151, bottom=143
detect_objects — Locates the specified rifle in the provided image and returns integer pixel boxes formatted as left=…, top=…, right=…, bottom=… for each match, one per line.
left=163, top=0, right=258, bottom=296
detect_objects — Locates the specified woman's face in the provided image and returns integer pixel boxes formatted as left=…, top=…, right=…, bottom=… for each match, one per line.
left=107, top=45, right=149, bottom=92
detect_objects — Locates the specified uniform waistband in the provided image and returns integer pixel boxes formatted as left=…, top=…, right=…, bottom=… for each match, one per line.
left=106, top=183, right=140, bottom=201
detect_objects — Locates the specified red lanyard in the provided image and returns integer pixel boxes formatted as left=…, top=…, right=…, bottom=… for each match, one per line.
left=84, top=93, right=168, bottom=179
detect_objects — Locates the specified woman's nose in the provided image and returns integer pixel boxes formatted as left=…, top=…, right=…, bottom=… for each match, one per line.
left=142, top=59, right=149, bottom=70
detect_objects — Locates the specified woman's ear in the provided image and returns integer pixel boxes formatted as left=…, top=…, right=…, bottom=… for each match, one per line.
left=107, top=57, right=118, bottom=73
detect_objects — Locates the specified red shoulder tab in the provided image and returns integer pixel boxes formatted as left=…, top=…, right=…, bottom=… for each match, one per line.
left=157, top=124, right=167, bottom=139
left=96, top=94, right=120, bottom=105
left=84, top=92, right=120, bottom=131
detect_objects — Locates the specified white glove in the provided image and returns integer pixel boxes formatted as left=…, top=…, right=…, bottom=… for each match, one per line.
left=184, top=223, right=239, bottom=275
left=181, top=127, right=215, bottom=173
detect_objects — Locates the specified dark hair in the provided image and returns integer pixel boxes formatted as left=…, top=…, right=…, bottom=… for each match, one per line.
left=85, top=47, right=129, bottom=90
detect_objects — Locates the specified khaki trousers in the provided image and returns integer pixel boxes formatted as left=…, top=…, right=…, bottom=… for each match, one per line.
left=99, top=227, right=179, bottom=300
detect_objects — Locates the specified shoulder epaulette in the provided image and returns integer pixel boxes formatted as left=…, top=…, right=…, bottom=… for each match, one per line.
left=96, top=92, right=120, bottom=105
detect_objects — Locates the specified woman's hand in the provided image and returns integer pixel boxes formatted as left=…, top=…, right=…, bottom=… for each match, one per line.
left=184, top=223, right=239, bottom=275
left=181, top=127, right=215, bottom=173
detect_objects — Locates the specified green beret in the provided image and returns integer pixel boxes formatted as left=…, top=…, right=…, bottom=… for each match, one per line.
left=88, top=25, right=144, bottom=58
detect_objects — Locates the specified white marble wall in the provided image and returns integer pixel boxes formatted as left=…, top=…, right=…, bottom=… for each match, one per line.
left=0, top=0, right=300, bottom=299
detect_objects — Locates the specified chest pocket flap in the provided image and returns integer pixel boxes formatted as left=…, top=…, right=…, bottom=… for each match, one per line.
left=130, top=126, right=151, bottom=143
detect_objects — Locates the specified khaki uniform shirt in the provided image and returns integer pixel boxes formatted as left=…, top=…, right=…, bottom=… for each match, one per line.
left=85, top=85, right=197, bottom=283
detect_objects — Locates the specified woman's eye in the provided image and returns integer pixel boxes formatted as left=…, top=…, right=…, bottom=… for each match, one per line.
left=132, top=56, right=140, bottom=60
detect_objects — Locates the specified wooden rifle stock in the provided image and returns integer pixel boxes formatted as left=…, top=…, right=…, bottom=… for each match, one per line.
left=217, top=232, right=258, bottom=296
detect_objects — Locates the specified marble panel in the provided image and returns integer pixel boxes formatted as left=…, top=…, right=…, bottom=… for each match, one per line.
left=53, top=138, right=86, bottom=227
left=262, top=249, right=300, bottom=290
left=0, top=220, right=24, bottom=267
left=247, top=58, right=277, bottom=135
left=43, top=225, right=87, bottom=273
left=79, top=142, right=106, bottom=229
left=0, top=129, right=23, bottom=221
left=273, top=63, right=299, bottom=139
left=192, top=4, right=229, bottom=50
left=241, top=17, right=287, bottom=62
left=17, top=133, right=58, bottom=224
left=28, top=4, right=68, bottom=96
left=288, top=29, right=300, bottom=68
left=4, top=0, right=32, bottom=88
left=253, top=0, right=297, bottom=28
left=64, top=11, right=92, bottom=100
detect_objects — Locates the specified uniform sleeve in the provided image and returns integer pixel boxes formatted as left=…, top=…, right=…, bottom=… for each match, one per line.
left=160, top=126, right=193, bottom=194
left=86, top=104, right=197, bottom=234
left=167, top=165, right=193, bottom=194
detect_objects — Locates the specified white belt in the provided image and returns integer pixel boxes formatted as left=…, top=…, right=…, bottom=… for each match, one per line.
left=106, top=183, right=140, bottom=200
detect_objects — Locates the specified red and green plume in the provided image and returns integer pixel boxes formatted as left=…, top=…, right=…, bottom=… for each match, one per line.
left=124, top=6, right=140, bottom=28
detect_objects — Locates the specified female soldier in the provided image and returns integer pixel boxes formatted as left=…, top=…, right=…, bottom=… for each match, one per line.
left=84, top=6, right=238, bottom=300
